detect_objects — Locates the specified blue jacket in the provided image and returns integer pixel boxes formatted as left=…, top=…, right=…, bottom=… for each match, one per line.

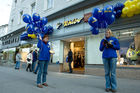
left=37, top=40, right=51, bottom=61
left=33, top=51, right=37, bottom=62
left=99, top=37, right=120, bottom=58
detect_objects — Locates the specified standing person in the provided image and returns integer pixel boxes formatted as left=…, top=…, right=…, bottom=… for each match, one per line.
left=68, top=49, right=73, bottom=73
left=15, top=49, right=22, bottom=70
left=36, top=35, right=52, bottom=88
left=77, top=53, right=82, bottom=68
left=32, top=49, right=38, bottom=72
left=26, top=50, right=33, bottom=72
left=34, top=51, right=40, bottom=74
left=99, top=29, right=120, bottom=92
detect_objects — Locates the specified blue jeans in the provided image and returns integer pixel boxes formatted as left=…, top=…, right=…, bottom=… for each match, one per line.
left=15, top=61, right=20, bottom=69
left=68, top=62, right=72, bottom=72
left=37, top=60, right=49, bottom=84
left=32, top=61, right=37, bottom=71
left=34, top=62, right=39, bottom=73
left=103, top=58, right=117, bottom=90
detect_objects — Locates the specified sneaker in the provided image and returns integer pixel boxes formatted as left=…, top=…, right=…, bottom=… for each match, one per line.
left=34, top=72, right=37, bottom=74
left=105, top=88, right=110, bottom=92
left=42, top=83, right=48, bottom=87
left=37, top=84, right=43, bottom=88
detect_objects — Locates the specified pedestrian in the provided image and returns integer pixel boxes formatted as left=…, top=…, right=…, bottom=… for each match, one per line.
left=77, top=53, right=81, bottom=68
left=68, top=49, right=73, bottom=73
left=32, top=49, right=38, bottom=72
left=15, top=49, right=22, bottom=70
left=36, top=34, right=53, bottom=88
left=26, top=50, right=33, bottom=72
left=99, top=29, right=120, bottom=92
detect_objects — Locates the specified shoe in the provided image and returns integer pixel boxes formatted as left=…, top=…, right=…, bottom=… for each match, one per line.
left=111, top=89, right=117, bottom=93
left=42, top=83, right=48, bottom=87
left=105, top=88, right=110, bottom=92
left=34, top=72, right=37, bottom=74
left=37, top=84, right=43, bottom=88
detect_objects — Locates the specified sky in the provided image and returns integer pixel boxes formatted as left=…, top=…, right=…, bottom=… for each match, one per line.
left=0, top=0, right=12, bottom=26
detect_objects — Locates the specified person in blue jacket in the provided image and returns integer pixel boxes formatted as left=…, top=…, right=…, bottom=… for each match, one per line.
left=32, top=49, right=38, bottom=72
left=99, top=29, right=120, bottom=92
left=37, top=34, right=51, bottom=88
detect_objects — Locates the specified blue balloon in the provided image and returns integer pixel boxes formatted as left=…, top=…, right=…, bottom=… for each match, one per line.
left=115, top=10, right=122, bottom=18
left=41, top=17, right=48, bottom=26
left=92, top=8, right=99, bottom=18
left=26, top=24, right=34, bottom=34
left=102, top=21, right=108, bottom=28
left=42, top=26, right=48, bottom=34
left=32, top=13, right=40, bottom=22
left=35, top=21, right=42, bottom=28
left=34, top=27, right=40, bottom=34
left=22, top=14, right=32, bottom=23
left=47, top=25, right=54, bottom=35
left=98, top=21, right=108, bottom=28
left=114, top=3, right=124, bottom=11
left=88, top=17, right=98, bottom=27
left=92, top=8, right=103, bottom=20
left=103, top=5, right=114, bottom=18
left=90, top=27, right=99, bottom=35
left=98, top=21, right=102, bottom=28
left=20, top=32, right=31, bottom=40
left=106, top=14, right=115, bottom=25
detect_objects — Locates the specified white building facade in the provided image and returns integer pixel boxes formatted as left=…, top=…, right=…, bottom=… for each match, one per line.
left=0, top=0, right=140, bottom=70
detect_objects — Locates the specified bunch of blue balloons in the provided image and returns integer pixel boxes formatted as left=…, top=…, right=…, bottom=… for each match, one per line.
left=88, top=5, right=116, bottom=35
left=20, top=13, right=54, bottom=40
left=113, top=3, right=124, bottom=18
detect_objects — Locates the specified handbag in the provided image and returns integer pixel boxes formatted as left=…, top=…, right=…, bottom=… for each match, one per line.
left=27, top=58, right=31, bottom=61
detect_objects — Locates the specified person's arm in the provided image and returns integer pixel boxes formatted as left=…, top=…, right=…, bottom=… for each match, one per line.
left=37, top=35, right=43, bottom=48
left=111, top=38, right=120, bottom=50
left=99, top=39, right=105, bottom=51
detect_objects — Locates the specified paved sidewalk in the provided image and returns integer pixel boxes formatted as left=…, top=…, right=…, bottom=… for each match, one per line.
left=0, top=66, right=140, bottom=93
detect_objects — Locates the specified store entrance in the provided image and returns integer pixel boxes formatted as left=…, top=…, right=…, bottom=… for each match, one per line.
left=63, top=37, right=85, bottom=73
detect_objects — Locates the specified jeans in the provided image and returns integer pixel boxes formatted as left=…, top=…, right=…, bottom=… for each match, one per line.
left=68, top=62, right=72, bottom=72
left=32, top=61, right=37, bottom=71
left=34, top=62, right=39, bottom=73
left=103, top=58, right=117, bottom=90
left=37, top=60, right=49, bottom=84
left=15, top=61, right=20, bottom=69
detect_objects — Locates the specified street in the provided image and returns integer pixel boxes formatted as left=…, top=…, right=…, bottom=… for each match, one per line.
left=0, top=66, right=140, bottom=93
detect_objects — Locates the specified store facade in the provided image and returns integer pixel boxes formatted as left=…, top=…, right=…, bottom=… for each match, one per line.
left=0, top=0, right=140, bottom=71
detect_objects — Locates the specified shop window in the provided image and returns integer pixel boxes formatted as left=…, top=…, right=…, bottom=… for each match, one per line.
left=44, top=0, right=53, bottom=10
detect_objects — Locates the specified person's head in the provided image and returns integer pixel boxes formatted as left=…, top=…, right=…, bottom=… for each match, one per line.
left=70, top=49, right=71, bottom=51
left=43, top=35, right=49, bottom=43
left=35, top=49, right=37, bottom=52
left=105, top=29, right=113, bottom=38
left=15, top=49, right=20, bottom=55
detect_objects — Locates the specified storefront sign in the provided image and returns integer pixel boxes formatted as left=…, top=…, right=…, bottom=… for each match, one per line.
left=56, top=18, right=83, bottom=29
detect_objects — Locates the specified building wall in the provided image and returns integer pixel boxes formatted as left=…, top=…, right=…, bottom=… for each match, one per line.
left=8, top=0, right=85, bottom=33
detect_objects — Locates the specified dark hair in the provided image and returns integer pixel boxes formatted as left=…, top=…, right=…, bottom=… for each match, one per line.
left=15, top=49, right=20, bottom=55
left=30, top=50, right=33, bottom=53
left=43, top=35, right=49, bottom=39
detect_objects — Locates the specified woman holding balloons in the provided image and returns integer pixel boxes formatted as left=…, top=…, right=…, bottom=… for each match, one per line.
left=99, top=29, right=120, bottom=92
